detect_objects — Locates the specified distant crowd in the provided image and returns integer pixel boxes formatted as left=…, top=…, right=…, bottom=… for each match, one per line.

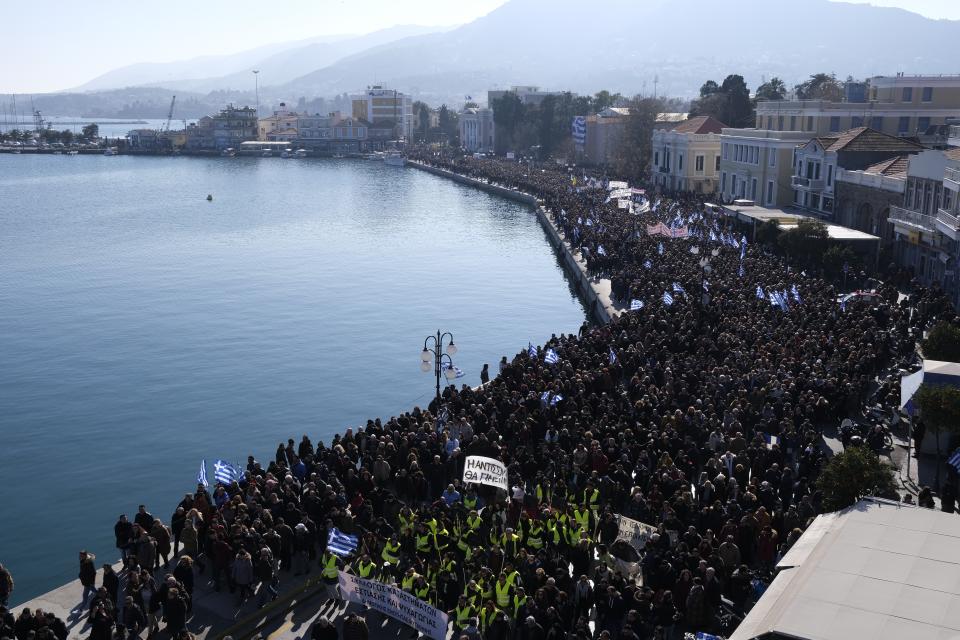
left=8, top=151, right=956, bottom=640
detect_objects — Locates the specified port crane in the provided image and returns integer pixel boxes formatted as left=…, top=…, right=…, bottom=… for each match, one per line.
left=164, top=95, right=176, bottom=132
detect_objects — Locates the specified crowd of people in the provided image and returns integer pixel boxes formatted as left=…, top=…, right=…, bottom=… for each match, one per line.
left=15, top=152, right=957, bottom=640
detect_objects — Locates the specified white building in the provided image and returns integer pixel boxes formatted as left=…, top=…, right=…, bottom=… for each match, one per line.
left=351, top=86, right=413, bottom=140
left=459, top=107, right=495, bottom=153
left=651, top=115, right=725, bottom=193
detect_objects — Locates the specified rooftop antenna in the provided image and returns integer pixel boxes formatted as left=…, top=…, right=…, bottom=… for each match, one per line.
left=653, top=75, right=659, bottom=100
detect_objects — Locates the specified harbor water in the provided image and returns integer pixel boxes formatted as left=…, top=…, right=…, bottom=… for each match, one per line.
left=0, top=154, right=587, bottom=605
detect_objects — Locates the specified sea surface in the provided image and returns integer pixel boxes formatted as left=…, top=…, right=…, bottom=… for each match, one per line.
left=0, top=154, right=587, bottom=605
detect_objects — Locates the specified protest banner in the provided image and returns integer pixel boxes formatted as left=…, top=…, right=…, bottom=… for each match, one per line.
left=462, top=455, right=509, bottom=491
left=616, top=514, right=658, bottom=551
left=339, top=573, right=449, bottom=640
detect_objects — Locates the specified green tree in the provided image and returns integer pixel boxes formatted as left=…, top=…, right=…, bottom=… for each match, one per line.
left=60, top=129, right=74, bottom=145
left=822, top=245, right=861, bottom=278
left=755, top=220, right=781, bottom=245
left=593, top=90, right=622, bottom=112
left=81, top=123, right=99, bottom=140
left=491, top=92, right=526, bottom=153
left=921, top=322, right=960, bottom=362
left=699, top=80, right=720, bottom=97
left=795, top=73, right=843, bottom=101
left=778, top=218, right=828, bottom=261
left=816, top=446, right=897, bottom=511
left=690, top=75, right=754, bottom=128
left=413, top=101, right=430, bottom=142
left=756, top=77, right=787, bottom=101
left=915, top=383, right=960, bottom=489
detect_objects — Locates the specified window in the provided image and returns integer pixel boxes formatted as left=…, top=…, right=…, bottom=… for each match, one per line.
left=678, top=154, right=684, bottom=171
left=731, top=175, right=737, bottom=195
left=827, top=164, right=834, bottom=187
left=918, top=116, right=931, bottom=133
left=721, top=172, right=727, bottom=193
left=807, top=116, right=814, bottom=131
left=778, top=115, right=784, bottom=130
left=695, top=155, right=705, bottom=172
left=870, top=116, right=883, bottom=131
left=811, top=193, right=820, bottom=210
left=902, top=87, right=913, bottom=102
left=766, top=116, right=773, bottom=129
left=922, top=87, right=933, bottom=102
left=715, top=156, right=721, bottom=171
left=722, top=144, right=728, bottom=160
left=814, top=162, right=821, bottom=180
left=751, top=178, right=758, bottom=200
left=769, top=149, right=776, bottom=167
left=766, top=181, right=774, bottom=205
left=829, top=116, right=840, bottom=132
left=790, top=116, right=797, bottom=131
left=654, top=151, right=659, bottom=167
left=898, top=116, right=911, bottom=134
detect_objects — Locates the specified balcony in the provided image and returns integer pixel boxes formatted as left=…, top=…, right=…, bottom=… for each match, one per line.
left=658, top=166, right=670, bottom=174
left=946, top=167, right=960, bottom=191
left=792, top=176, right=825, bottom=190
left=949, top=125, right=960, bottom=149
left=937, top=207, right=960, bottom=241
left=889, top=205, right=937, bottom=234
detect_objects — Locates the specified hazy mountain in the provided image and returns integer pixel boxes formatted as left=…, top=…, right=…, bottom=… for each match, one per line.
left=71, top=25, right=446, bottom=94
left=278, top=0, right=960, bottom=102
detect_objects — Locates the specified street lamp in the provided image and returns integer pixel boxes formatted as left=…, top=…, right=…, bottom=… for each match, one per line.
left=421, top=330, right=458, bottom=404
left=252, top=70, right=260, bottom=117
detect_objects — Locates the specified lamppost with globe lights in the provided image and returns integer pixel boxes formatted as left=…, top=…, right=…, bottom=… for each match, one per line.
left=420, top=330, right=458, bottom=405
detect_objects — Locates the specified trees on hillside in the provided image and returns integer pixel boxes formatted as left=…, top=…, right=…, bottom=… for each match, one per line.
left=689, top=74, right=754, bottom=127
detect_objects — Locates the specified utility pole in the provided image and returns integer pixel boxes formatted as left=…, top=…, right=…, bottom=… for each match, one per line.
left=253, top=70, right=260, bottom=117
left=653, top=75, right=659, bottom=100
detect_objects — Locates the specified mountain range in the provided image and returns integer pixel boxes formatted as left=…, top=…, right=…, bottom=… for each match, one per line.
left=27, top=0, right=960, bottom=118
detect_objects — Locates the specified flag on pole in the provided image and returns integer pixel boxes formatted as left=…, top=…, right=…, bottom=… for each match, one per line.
left=441, top=362, right=465, bottom=378
left=630, top=299, right=644, bottom=311
left=658, top=242, right=664, bottom=255
left=214, top=459, right=241, bottom=485
left=327, top=527, right=359, bottom=557
left=756, top=286, right=765, bottom=300
left=609, top=348, right=617, bottom=364
left=760, top=433, right=780, bottom=449
left=197, top=459, right=209, bottom=488
left=791, top=284, right=802, bottom=303
left=643, top=259, right=652, bottom=269
left=662, top=291, right=674, bottom=306
left=672, top=282, right=685, bottom=295
left=948, top=448, right=960, bottom=472
left=544, top=348, right=559, bottom=365
left=528, top=342, right=537, bottom=358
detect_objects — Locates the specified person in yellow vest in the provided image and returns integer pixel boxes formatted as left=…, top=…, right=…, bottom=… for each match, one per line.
left=398, top=507, right=416, bottom=536
left=478, top=569, right=494, bottom=603
left=493, top=573, right=513, bottom=612
left=319, top=550, right=340, bottom=603
left=400, top=567, right=420, bottom=593
left=503, top=562, right=522, bottom=590
left=355, top=553, right=378, bottom=581
left=465, top=509, right=483, bottom=533
left=434, top=524, right=450, bottom=553
left=478, top=600, right=499, bottom=635
left=415, top=525, right=432, bottom=555
left=573, top=505, right=591, bottom=532
left=502, top=527, right=522, bottom=558
left=512, top=586, right=529, bottom=621
left=535, top=479, right=551, bottom=506
left=381, top=534, right=401, bottom=568
left=463, top=579, right=482, bottom=609
left=525, top=520, right=544, bottom=550
left=544, top=515, right=562, bottom=548
left=448, top=594, right=475, bottom=636
left=413, top=575, right=431, bottom=603
left=463, top=488, right=481, bottom=511
left=584, top=483, right=601, bottom=514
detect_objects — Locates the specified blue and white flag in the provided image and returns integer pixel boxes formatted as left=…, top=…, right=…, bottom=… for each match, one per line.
left=541, top=390, right=563, bottom=407
left=658, top=242, right=664, bottom=255
left=791, top=284, right=802, bottom=304
left=672, top=282, right=685, bottom=295
left=740, top=243, right=746, bottom=261
left=643, top=259, right=652, bottom=269
left=840, top=297, right=847, bottom=312
left=756, top=286, right=765, bottom=300
left=441, top=362, right=466, bottom=379
left=662, top=291, right=674, bottom=306
left=597, top=245, right=606, bottom=256
left=528, top=342, right=537, bottom=358
left=630, top=299, right=644, bottom=311
left=544, top=348, right=559, bottom=365
left=214, top=459, right=241, bottom=485
left=197, top=459, right=209, bottom=488
left=761, top=433, right=780, bottom=449
left=738, top=263, right=745, bottom=277
left=609, top=348, right=617, bottom=364
left=948, top=448, right=960, bottom=472
left=327, top=527, right=359, bottom=557
left=571, top=116, right=586, bottom=145
left=695, top=633, right=722, bottom=640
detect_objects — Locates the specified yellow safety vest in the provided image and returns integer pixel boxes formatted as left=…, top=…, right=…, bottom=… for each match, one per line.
left=415, top=583, right=430, bottom=600
left=357, top=561, right=376, bottom=578
left=442, top=560, right=457, bottom=574
left=574, top=508, right=590, bottom=530
left=587, top=489, right=600, bottom=511
left=435, top=529, right=449, bottom=550
left=505, top=570, right=521, bottom=589
left=479, top=578, right=493, bottom=600
left=479, top=607, right=497, bottom=632
left=466, top=516, right=482, bottom=530
left=401, top=573, right=419, bottom=591
left=495, top=581, right=511, bottom=608
left=536, top=485, right=551, bottom=504
left=527, top=524, right=543, bottom=549
left=321, top=554, right=338, bottom=579
left=399, top=511, right=414, bottom=534
left=416, top=534, right=431, bottom=552
left=464, top=496, right=479, bottom=509
left=455, top=605, right=474, bottom=625
left=513, top=595, right=527, bottom=617
left=382, top=541, right=400, bottom=564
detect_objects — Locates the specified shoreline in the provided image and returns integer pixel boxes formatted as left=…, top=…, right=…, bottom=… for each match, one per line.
left=408, top=160, right=621, bottom=324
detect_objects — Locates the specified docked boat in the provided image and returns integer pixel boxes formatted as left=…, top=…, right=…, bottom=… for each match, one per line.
left=220, top=147, right=236, bottom=157
left=384, top=151, right=406, bottom=167
left=294, top=149, right=308, bottom=158
left=280, top=149, right=292, bottom=159
left=103, top=147, right=118, bottom=156
left=261, top=150, right=272, bottom=158
left=67, top=150, right=79, bottom=156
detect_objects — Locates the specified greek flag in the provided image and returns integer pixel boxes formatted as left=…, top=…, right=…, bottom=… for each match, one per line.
left=327, top=527, right=358, bottom=557
left=756, top=286, right=765, bottom=300
left=948, top=448, right=960, bottom=471
left=544, top=348, right=559, bottom=365
left=214, top=459, right=241, bottom=485
left=672, top=282, right=685, bottom=295
left=197, top=460, right=209, bottom=488
left=571, top=116, right=586, bottom=145
left=643, top=260, right=652, bottom=269
left=761, top=433, right=780, bottom=449
left=840, top=297, right=847, bottom=312
left=597, top=245, right=607, bottom=256
left=740, top=244, right=746, bottom=261
left=630, top=299, right=644, bottom=311
left=441, top=362, right=465, bottom=379
left=540, top=390, right=563, bottom=407
left=738, top=264, right=745, bottom=277
left=609, top=348, right=617, bottom=364
left=528, top=342, right=537, bottom=358
left=709, top=230, right=717, bottom=241
left=695, top=633, right=722, bottom=640
left=703, top=280, right=710, bottom=291
left=791, top=284, right=802, bottom=303
left=662, top=292, right=674, bottom=306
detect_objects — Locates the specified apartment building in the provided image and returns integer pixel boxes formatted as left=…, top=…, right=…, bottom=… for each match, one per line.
left=651, top=116, right=725, bottom=193
left=258, top=103, right=300, bottom=141
left=834, top=156, right=908, bottom=241
left=790, top=127, right=922, bottom=219
left=351, top=86, right=413, bottom=140
left=718, top=129, right=811, bottom=206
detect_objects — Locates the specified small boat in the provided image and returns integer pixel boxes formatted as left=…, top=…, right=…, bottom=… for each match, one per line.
left=67, top=150, right=79, bottom=156
left=103, top=147, right=118, bottom=156
left=384, top=151, right=406, bottom=167
left=332, top=153, right=345, bottom=159
left=206, top=194, right=213, bottom=201
left=280, top=149, right=291, bottom=159
left=220, top=147, right=236, bottom=157
left=53, top=150, right=63, bottom=155
left=294, top=149, right=308, bottom=158
left=261, top=150, right=272, bottom=158
left=368, top=151, right=386, bottom=161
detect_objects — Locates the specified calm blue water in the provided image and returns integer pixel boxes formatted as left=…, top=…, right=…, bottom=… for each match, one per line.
left=0, top=155, right=587, bottom=605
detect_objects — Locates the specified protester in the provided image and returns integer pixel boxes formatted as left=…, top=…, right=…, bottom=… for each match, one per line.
left=0, top=565, right=12, bottom=608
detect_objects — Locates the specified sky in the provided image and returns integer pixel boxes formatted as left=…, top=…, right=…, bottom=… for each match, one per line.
left=1, top=0, right=959, bottom=94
